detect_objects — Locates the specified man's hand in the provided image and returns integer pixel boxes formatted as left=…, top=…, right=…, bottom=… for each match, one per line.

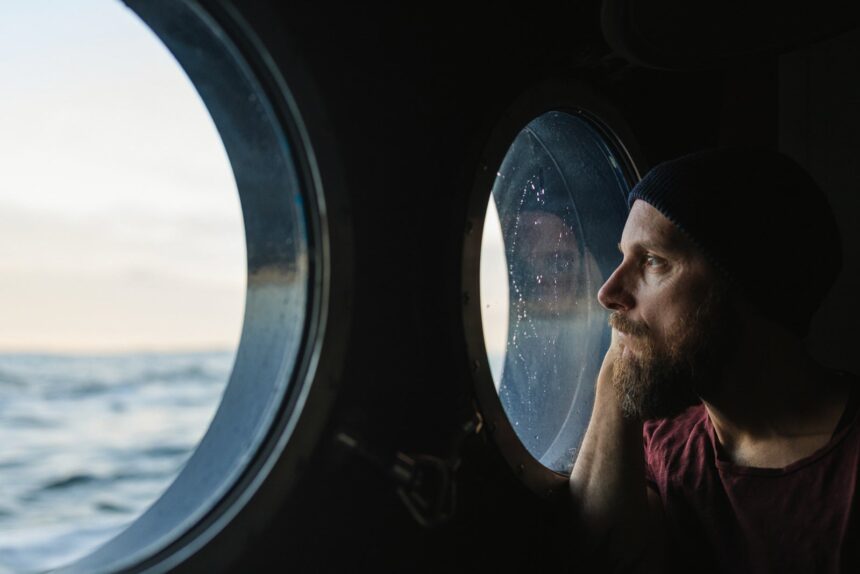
left=569, top=332, right=664, bottom=572
left=597, top=329, right=623, bottom=390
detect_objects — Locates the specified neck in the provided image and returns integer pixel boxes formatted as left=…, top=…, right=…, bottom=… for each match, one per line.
left=700, top=317, right=849, bottom=467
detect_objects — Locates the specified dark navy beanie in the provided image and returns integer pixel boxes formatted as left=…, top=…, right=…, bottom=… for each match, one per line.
left=627, top=147, right=842, bottom=337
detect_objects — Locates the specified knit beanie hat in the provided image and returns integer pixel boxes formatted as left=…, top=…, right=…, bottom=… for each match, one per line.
left=627, top=147, right=842, bottom=337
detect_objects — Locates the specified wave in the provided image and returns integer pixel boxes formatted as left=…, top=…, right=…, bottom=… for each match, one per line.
left=140, top=445, right=189, bottom=458
left=0, top=370, right=27, bottom=388
left=0, top=351, right=230, bottom=573
left=41, top=474, right=99, bottom=492
left=1, top=355, right=233, bottom=401
left=131, top=364, right=220, bottom=385
left=94, top=501, right=132, bottom=514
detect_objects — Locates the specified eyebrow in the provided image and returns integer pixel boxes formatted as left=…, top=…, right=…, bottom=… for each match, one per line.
left=617, top=238, right=689, bottom=256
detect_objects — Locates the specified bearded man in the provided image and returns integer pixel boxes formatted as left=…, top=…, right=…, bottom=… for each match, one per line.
left=569, top=148, right=856, bottom=573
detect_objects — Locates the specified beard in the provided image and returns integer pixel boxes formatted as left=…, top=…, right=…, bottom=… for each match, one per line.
left=609, top=283, right=739, bottom=421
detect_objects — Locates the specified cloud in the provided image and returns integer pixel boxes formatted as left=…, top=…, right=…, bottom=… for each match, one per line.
left=0, top=0, right=246, bottom=352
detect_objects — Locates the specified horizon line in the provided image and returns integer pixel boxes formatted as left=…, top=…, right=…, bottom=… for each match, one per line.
left=0, top=345, right=238, bottom=358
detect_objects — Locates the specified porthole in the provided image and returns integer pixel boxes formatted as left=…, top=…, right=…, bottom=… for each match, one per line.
left=466, top=84, right=640, bottom=492
left=0, top=2, right=245, bottom=570
left=0, top=1, right=343, bottom=572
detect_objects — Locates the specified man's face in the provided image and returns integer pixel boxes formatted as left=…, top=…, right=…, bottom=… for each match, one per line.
left=597, top=200, right=737, bottom=420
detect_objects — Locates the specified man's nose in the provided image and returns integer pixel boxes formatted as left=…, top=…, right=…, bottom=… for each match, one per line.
left=597, top=265, right=635, bottom=312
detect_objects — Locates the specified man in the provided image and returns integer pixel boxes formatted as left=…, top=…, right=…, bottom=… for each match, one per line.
left=570, top=148, right=856, bottom=573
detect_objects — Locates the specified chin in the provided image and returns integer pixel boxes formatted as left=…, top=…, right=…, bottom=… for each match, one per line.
left=618, top=344, right=637, bottom=362
left=613, top=353, right=702, bottom=421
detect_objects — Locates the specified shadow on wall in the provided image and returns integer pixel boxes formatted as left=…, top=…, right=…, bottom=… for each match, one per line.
left=780, top=25, right=860, bottom=373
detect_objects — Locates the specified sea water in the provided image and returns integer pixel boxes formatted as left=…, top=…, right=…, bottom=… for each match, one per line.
left=0, top=351, right=232, bottom=574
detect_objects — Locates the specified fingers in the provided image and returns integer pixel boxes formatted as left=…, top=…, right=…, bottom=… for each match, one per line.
left=598, top=331, right=622, bottom=386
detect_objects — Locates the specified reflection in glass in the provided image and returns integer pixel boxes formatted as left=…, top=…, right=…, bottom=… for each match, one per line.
left=480, top=111, right=631, bottom=472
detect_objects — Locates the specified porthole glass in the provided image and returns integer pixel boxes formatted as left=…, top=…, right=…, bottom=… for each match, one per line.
left=0, top=2, right=244, bottom=571
left=480, top=110, right=632, bottom=473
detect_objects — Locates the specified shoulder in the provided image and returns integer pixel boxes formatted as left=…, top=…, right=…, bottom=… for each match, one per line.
left=643, top=404, right=712, bottom=484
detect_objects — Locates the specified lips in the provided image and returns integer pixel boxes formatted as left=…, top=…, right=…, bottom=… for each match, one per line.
left=608, top=311, right=649, bottom=338
left=614, top=328, right=647, bottom=354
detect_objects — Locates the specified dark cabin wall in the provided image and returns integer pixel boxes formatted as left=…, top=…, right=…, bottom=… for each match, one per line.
left=175, top=2, right=856, bottom=573
left=780, top=27, right=860, bottom=374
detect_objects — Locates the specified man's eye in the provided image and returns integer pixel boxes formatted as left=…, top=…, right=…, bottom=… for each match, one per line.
left=644, top=254, right=666, bottom=269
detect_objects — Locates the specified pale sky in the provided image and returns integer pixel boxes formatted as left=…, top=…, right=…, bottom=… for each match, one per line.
left=480, top=198, right=509, bottom=386
left=0, top=1, right=246, bottom=353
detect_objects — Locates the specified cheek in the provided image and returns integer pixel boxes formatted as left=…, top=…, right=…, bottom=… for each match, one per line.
left=662, top=298, right=714, bottom=351
left=639, top=293, right=701, bottom=344
left=635, top=263, right=715, bottom=331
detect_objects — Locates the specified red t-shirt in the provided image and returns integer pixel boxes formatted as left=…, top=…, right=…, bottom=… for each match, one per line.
left=643, top=380, right=860, bottom=574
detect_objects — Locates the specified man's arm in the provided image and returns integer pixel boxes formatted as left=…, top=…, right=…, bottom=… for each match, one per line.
left=569, top=343, right=665, bottom=572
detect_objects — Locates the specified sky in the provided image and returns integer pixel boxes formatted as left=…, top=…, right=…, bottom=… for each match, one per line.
left=0, top=1, right=246, bottom=353
left=480, top=198, right=509, bottom=386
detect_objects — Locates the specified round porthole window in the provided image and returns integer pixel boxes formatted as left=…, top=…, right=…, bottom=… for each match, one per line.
left=0, top=1, right=343, bottom=572
left=468, top=95, right=639, bottom=487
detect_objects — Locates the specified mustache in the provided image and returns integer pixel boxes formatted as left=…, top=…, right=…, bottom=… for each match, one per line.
left=608, top=312, right=649, bottom=337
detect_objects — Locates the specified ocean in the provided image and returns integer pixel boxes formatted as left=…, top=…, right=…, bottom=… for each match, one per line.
left=0, top=351, right=232, bottom=574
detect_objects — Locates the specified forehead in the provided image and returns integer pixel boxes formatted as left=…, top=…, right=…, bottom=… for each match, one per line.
left=621, top=200, right=693, bottom=254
